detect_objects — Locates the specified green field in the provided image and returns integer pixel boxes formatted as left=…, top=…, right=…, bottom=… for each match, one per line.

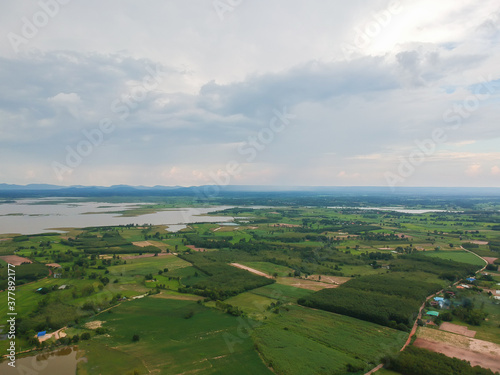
left=1, top=198, right=500, bottom=374
left=78, top=297, right=273, bottom=375
left=420, top=250, right=487, bottom=267
left=252, top=305, right=408, bottom=375
left=107, top=255, right=190, bottom=277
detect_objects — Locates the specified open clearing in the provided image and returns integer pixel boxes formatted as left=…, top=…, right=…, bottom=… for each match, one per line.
left=413, top=338, right=500, bottom=373
left=306, top=275, right=351, bottom=285
left=0, top=255, right=32, bottom=265
left=276, top=276, right=338, bottom=291
left=239, top=261, right=294, bottom=277
left=230, top=263, right=274, bottom=279
left=483, top=257, right=498, bottom=264
left=439, top=322, right=477, bottom=337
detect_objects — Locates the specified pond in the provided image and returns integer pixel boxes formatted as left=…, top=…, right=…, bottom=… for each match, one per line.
left=0, top=346, right=81, bottom=375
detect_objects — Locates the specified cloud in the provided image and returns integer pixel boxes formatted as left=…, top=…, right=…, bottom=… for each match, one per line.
left=465, top=164, right=481, bottom=176
left=1, top=1, right=500, bottom=186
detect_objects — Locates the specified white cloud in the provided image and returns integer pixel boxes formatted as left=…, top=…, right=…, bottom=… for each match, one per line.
left=1, top=1, right=500, bottom=186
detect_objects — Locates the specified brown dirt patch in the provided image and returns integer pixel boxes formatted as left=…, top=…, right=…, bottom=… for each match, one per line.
left=85, top=321, right=104, bottom=329
left=45, top=263, right=61, bottom=268
left=440, top=322, right=476, bottom=337
left=122, top=253, right=172, bottom=260
left=413, top=338, right=500, bottom=373
left=230, top=263, right=273, bottom=279
left=417, top=327, right=469, bottom=349
left=276, top=277, right=338, bottom=291
left=0, top=255, right=32, bottom=266
left=483, top=257, right=498, bottom=265
left=187, top=245, right=209, bottom=252
left=470, top=240, right=489, bottom=245
left=151, top=293, right=204, bottom=301
left=307, top=275, right=351, bottom=285
left=132, top=241, right=154, bottom=247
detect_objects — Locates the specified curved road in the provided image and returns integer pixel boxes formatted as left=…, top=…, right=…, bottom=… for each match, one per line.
left=364, top=248, right=489, bottom=375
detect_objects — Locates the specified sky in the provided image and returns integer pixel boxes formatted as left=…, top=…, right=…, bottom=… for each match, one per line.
left=0, top=0, right=499, bottom=188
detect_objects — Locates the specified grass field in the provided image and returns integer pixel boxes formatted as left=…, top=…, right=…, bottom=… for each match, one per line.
left=421, top=250, right=487, bottom=267
left=224, top=292, right=276, bottom=319
left=107, top=255, right=190, bottom=278
left=252, top=305, right=408, bottom=375
left=78, top=297, right=273, bottom=375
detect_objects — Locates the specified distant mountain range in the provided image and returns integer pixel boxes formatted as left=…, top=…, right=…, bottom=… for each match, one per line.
left=0, top=183, right=499, bottom=198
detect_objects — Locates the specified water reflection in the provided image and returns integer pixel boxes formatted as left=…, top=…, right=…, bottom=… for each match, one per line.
left=0, top=346, right=81, bottom=375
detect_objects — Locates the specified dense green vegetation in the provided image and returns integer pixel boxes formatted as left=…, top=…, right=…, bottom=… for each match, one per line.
left=78, top=298, right=273, bottom=375
left=0, top=262, right=50, bottom=290
left=1, top=193, right=500, bottom=375
left=252, top=305, right=407, bottom=375
left=339, top=273, right=442, bottom=301
left=299, top=288, right=421, bottom=331
left=384, top=346, right=496, bottom=375
left=178, top=252, right=275, bottom=299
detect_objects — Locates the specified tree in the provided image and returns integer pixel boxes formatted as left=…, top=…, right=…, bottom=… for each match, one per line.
left=132, top=334, right=140, bottom=342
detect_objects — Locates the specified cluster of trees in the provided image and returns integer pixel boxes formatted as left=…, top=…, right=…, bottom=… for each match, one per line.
left=358, top=232, right=408, bottom=241
left=0, top=262, right=50, bottom=290
left=340, top=274, right=442, bottom=301
left=298, top=288, right=420, bottom=331
left=64, top=230, right=159, bottom=255
left=215, top=301, right=244, bottom=316
left=450, top=300, right=488, bottom=326
left=359, top=252, right=393, bottom=261
left=178, top=253, right=274, bottom=300
left=384, top=346, right=496, bottom=375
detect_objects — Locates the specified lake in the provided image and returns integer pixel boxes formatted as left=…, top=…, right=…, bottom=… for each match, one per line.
left=0, top=198, right=236, bottom=235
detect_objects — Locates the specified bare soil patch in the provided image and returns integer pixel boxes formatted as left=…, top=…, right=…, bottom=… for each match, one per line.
left=45, top=263, right=61, bottom=268
left=417, top=327, right=469, bottom=349
left=0, top=255, right=32, bottom=266
left=483, top=257, right=498, bottom=265
left=151, top=293, right=204, bottom=301
left=230, top=263, right=273, bottom=279
left=414, top=338, right=500, bottom=373
left=440, top=322, right=476, bottom=337
left=187, top=245, right=209, bottom=252
left=307, top=275, right=351, bottom=285
left=470, top=240, right=489, bottom=245
left=36, top=327, right=67, bottom=342
left=122, top=253, right=172, bottom=260
left=132, top=241, right=154, bottom=247
left=85, top=321, right=104, bottom=329
left=276, top=277, right=338, bottom=291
